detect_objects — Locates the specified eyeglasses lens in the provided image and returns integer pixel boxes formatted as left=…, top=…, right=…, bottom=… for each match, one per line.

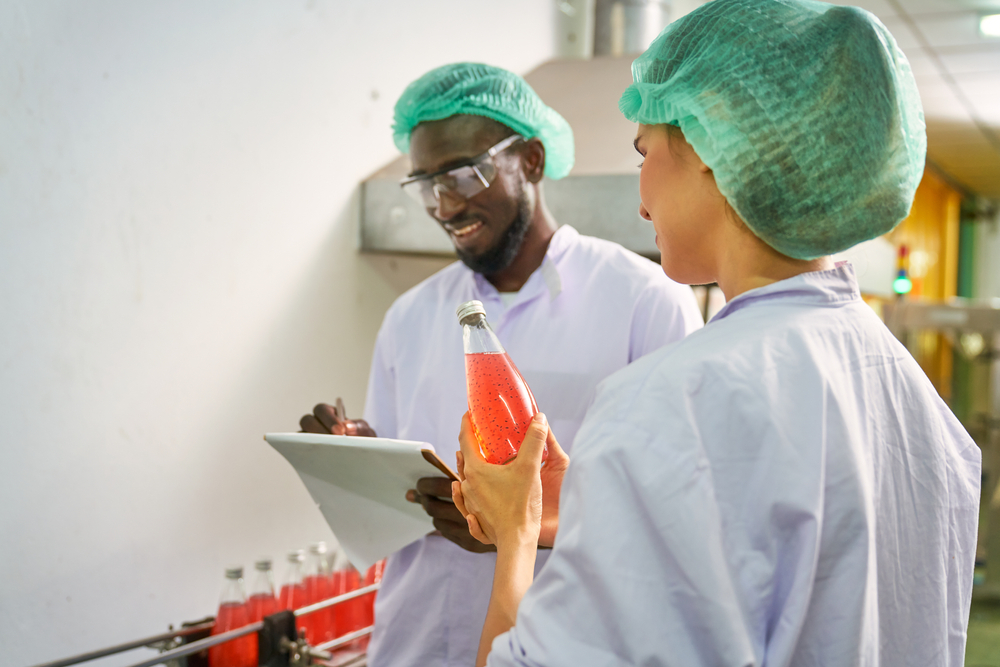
left=401, top=162, right=498, bottom=207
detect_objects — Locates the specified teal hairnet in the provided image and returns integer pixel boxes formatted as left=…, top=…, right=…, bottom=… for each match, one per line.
left=619, top=0, right=926, bottom=259
left=393, top=63, right=575, bottom=180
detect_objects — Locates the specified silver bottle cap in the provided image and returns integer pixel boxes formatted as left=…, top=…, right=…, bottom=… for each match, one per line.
left=456, top=300, right=486, bottom=324
left=225, top=566, right=244, bottom=579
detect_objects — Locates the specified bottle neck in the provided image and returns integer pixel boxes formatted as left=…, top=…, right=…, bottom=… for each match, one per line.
left=462, top=316, right=506, bottom=355
left=220, top=576, right=247, bottom=605
left=306, top=552, right=331, bottom=577
left=249, top=568, right=275, bottom=597
left=283, top=560, right=304, bottom=586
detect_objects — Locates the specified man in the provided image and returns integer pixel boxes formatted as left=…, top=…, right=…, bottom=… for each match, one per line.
left=301, top=62, right=704, bottom=666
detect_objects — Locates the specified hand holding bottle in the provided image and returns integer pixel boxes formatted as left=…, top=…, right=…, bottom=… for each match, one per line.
left=457, top=301, right=543, bottom=464
left=405, top=476, right=497, bottom=553
left=454, top=412, right=556, bottom=550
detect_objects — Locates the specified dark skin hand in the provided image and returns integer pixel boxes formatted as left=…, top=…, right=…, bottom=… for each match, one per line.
left=406, top=477, right=497, bottom=553
left=298, top=399, right=492, bottom=551
left=299, top=399, right=377, bottom=437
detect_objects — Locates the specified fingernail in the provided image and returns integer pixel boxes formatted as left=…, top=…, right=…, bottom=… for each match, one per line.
left=534, top=412, right=547, bottom=426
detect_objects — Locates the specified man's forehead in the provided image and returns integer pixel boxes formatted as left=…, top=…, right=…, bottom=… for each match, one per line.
left=409, top=115, right=511, bottom=173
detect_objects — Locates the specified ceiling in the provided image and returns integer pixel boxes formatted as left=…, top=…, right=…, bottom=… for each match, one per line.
left=844, top=0, right=1000, bottom=197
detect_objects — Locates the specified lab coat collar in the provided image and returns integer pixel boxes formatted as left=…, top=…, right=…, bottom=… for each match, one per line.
left=711, top=261, right=861, bottom=323
left=470, top=225, right=573, bottom=306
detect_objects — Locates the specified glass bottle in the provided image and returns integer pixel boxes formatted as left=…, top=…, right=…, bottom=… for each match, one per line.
left=332, top=565, right=364, bottom=645
left=247, top=558, right=279, bottom=622
left=278, top=550, right=307, bottom=611
left=358, top=559, right=387, bottom=650
left=303, top=542, right=334, bottom=644
left=208, top=566, right=256, bottom=667
left=457, top=300, right=542, bottom=464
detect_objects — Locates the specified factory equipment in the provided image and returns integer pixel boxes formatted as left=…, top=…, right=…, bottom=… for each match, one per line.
left=885, top=298, right=1000, bottom=597
left=27, top=583, right=380, bottom=667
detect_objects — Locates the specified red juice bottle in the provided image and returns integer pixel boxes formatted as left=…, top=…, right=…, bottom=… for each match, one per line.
left=247, top=558, right=279, bottom=622
left=208, top=566, right=255, bottom=667
left=332, top=566, right=364, bottom=647
left=278, top=550, right=307, bottom=611
left=303, top=542, right=334, bottom=645
left=457, top=300, right=542, bottom=465
left=358, top=559, right=386, bottom=650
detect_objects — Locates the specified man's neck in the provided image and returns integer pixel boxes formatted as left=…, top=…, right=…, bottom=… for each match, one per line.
left=483, top=200, right=558, bottom=293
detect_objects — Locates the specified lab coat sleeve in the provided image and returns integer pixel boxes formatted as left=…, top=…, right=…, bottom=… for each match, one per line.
left=628, top=279, right=703, bottom=362
left=362, top=316, right=398, bottom=440
left=484, top=413, right=758, bottom=667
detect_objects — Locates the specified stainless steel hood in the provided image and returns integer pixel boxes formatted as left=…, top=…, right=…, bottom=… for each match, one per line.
left=359, top=55, right=656, bottom=258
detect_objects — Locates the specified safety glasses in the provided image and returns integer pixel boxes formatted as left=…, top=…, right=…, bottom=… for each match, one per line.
left=399, top=134, right=524, bottom=208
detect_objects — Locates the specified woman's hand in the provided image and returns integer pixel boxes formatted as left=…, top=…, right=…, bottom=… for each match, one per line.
left=453, top=412, right=560, bottom=551
left=537, top=424, right=569, bottom=547
left=453, top=411, right=568, bottom=667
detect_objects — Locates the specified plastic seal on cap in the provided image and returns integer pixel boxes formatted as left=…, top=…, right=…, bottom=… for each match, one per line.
left=225, top=566, right=244, bottom=579
left=287, top=550, right=304, bottom=563
left=456, top=300, right=486, bottom=325
left=309, top=542, right=327, bottom=554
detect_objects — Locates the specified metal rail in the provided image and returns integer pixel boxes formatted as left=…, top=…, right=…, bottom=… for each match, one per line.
left=315, top=625, right=374, bottom=652
left=120, top=584, right=381, bottom=667
left=124, top=622, right=263, bottom=667
left=28, top=622, right=214, bottom=667
left=293, top=583, right=379, bottom=617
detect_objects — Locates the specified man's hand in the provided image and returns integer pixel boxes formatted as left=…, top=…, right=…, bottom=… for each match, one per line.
left=299, top=398, right=376, bottom=437
left=406, top=477, right=496, bottom=553
left=536, top=425, right=569, bottom=547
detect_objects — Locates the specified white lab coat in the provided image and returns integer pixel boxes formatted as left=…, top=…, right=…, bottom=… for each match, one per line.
left=363, top=225, right=705, bottom=667
left=488, top=263, right=981, bottom=667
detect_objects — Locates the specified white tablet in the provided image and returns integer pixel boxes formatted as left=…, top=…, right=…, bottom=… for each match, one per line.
left=266, top=433, right=458, bottom=571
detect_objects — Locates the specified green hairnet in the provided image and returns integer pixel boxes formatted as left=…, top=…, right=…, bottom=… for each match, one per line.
left=393, top=63, right=575, bottom=180
left=619, top=0, right=926, bottom=259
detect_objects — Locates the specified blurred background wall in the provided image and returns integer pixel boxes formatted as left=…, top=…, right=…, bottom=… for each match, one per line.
left=0, top=2, right=562, bottom=664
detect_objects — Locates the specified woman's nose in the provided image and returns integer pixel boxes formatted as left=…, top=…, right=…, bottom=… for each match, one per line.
left=638, top=202, right=652, bottom=221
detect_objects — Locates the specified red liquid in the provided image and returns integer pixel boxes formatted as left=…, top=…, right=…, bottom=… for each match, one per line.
left=465, top=352, right=540, bottom=464
left=303, top=574, right=335, bottom=644
left=332, top=569, right=365, bottom=646
left=279, top=581, right=307, bottom=641
left=357, top=560, right=386, bottom=650
left=248, top=592, right=278, bottom=622
left=208, top=602, right=255, bottom=667
left=279, top=582, right=307, bottom=611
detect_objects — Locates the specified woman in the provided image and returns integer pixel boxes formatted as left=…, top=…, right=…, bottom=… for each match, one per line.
left=452, top=1, right=982, bottom=665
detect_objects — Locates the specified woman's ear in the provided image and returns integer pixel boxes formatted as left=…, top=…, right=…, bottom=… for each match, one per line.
left=520, top=138, right=546, bottom=184
left=693, top=148, right=711, bottom=174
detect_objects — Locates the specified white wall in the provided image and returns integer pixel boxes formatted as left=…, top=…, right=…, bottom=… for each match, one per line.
left=0, top=2, right=559, bottom=664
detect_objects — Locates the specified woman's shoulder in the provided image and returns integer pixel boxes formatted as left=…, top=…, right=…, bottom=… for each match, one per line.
left=587, top=306, right=833, bottom=429
left=588, top=328, right=735, bottom=423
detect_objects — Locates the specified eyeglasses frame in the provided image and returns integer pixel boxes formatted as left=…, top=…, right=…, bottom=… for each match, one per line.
left=399, top=134, right=526, bottom=203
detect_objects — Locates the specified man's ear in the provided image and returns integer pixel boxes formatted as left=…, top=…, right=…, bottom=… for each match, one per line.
left=520, top=138, right=546, bottom=184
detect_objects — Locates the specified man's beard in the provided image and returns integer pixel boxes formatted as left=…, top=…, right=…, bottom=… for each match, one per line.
left=455, top=193, right=533, bottom=276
